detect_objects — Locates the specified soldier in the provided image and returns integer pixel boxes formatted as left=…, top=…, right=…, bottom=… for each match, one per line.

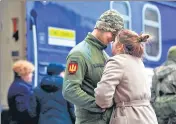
left=62, top=10, right=124, bottom=124
left=151, top=46, right=176, bottom=124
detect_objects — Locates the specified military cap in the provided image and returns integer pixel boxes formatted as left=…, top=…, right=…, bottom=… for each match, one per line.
left=94, top=9, right=124, bottom=33
left=168, top=46, right=176, bottom=58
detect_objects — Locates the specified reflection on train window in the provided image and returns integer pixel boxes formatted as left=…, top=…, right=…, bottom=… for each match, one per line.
left=110, top=1, right=131, bottom=29
left=145, top=9, right=158, bottom=21
left=145, top=26, right=159, bottom=56
left=143, top=4, right=161, bottom=61
left=39, top=66, right=47, bottom=75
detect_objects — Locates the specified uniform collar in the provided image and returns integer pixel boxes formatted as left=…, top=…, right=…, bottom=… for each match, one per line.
left=85, top=32, right=107, bottom=50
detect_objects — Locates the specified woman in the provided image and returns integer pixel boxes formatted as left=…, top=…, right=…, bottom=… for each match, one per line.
left=29, top=63, right=75, bottom=124
left=95, top=29, right=158, bottom=124
left=8, top=60, right=35, bottom=124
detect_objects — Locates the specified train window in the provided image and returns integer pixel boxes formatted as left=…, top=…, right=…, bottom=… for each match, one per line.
left=145, top=9, right=158, bottom=21
left=110, top=1, right=131, bottom=29
left=143, top=4, right=161, bottom=61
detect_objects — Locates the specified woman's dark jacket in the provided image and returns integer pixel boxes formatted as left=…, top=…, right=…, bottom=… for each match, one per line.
left=8, top=75, right=35, bottom=124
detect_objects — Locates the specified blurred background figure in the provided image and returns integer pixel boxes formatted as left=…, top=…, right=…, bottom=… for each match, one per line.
left=8, top=60, right=35, bottom=124
left=29, top=63, right=75, bottom=124
left=151, top=46, right=176, bottom=124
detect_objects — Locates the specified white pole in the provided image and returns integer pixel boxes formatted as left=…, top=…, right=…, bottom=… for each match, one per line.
left=32, top=25, right=38, bottom=88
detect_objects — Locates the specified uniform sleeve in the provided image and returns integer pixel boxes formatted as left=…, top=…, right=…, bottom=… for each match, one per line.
left=95, top=58, right=124, bottom=108
left=62, top=52, right=103, bottom=113
left=67, top=101, right=75, bottom=123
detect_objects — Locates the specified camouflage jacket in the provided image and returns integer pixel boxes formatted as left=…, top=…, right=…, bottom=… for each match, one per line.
left=151, top=58, right=176, bottom=124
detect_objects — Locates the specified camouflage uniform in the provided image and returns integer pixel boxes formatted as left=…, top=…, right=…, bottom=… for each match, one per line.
left=63, top=10, right=124, bottom=124
left=151, top=46, right=176, bottom=124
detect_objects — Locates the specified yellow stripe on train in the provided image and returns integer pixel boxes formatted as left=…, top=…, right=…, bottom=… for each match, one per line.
left=48, top=27, right=75, bottom=40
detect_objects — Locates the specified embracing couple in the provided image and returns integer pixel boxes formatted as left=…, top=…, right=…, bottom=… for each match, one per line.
left=63, top=9, right=158, bottom=124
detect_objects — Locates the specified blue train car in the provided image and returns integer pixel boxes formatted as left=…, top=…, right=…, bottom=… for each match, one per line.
left=26, top=1, right=176, bottom=87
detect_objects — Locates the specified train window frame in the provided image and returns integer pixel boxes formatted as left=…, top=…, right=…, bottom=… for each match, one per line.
left=142, top=3, right=162, bottom=61
left=110, top=1, right=132, bottom=30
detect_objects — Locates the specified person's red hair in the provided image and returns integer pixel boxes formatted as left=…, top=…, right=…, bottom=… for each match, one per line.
left=117, top=29, right=150, bottom=58
left=13, top=60, right=34, bottom=76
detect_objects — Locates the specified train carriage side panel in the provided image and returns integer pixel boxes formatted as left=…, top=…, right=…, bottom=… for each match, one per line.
left=26, top=1, right=111, bottom=86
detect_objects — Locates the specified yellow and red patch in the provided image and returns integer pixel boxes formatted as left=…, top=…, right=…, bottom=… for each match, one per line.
left=68, top=62, right=78, bottom=74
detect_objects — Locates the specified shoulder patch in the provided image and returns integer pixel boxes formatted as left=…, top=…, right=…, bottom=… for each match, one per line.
left=68, top=61, right=78, bottom=74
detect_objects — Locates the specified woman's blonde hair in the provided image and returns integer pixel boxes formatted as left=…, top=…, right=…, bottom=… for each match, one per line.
left=116, top=29, right=150, bottom=58
left=13, top=60, right=34, bottom=76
